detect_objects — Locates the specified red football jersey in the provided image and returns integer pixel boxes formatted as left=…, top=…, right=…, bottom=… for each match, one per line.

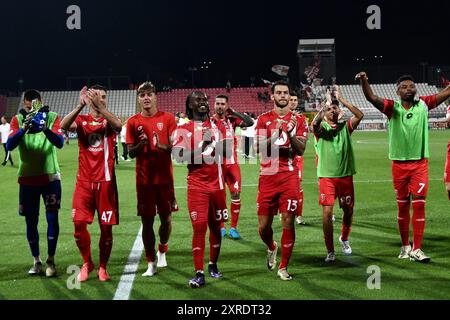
left=75, top=114, right=118, bottom=182
left=211, top=117, right=236, bottom=165
left=126, top=112, right=176, bottom=185
left=172, top=118, right=225, bottom=190
left=256, top=110, right=308, bottom=175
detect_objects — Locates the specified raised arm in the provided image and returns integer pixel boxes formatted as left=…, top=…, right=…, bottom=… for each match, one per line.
left=335, top=86, right=364, bottom=129
left=226, top=108, right=254, bottom=128
left=88, top=89, right=122, bottom=132
left=355, top=72, right=385, bottom=111
left=311, top=102, right=326, bottom=135
left=435, top=85, right=450, bottom=107
left=61, top=87, right=88, bottom=131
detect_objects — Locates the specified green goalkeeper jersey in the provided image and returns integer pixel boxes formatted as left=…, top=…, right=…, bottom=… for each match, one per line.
left=315, top=120, right=356, bottom=178
left=16, top=112, right=61, bottom=177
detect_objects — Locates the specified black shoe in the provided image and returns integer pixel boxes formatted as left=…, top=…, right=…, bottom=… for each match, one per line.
left=1, top=161, right=6, bottom=166
left=208, top=263, right=222, bottom=278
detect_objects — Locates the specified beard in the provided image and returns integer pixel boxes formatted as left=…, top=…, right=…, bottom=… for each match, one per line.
left=275, top=100, right=289, bottom=108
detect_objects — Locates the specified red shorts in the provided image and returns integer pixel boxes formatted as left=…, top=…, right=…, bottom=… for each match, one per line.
left=72, top=180, right=119, bottom=225
left=187, top=187, right=228, bottom=223
left=318, top=176, right=354, bottom=208
left=445, top=141, right=450, bottom=183
left=223, top=163, right=242, bottom=193
left=137, top=184, right=177, bottom=217
left=257, top=171, right=300, bottom=216
left=392, top=159, right=428, bottom=199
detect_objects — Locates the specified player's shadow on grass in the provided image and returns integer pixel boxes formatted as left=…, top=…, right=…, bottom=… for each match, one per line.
left=296, top=277, right=362, bottom=300
left=39, top=276, right=85, bottom=300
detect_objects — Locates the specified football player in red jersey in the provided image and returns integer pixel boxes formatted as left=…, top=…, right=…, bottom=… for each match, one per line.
left=288, top=91, right=309, bottom=226
left=126, top=82, right=178, bottom=277
left=172, top=91, right=230, bottom=288
left=211, top=94, right=254, bottom=239
left=445, top=105, right=450, bottom=200
left=61, top=85, right=122, bottom=282
left=255, top=81, right=308, bottom=281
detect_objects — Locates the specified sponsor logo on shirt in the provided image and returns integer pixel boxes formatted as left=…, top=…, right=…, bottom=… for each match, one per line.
left=88, top=133, right=102, bottom=148
left=89, top=121, right=104, bottom=126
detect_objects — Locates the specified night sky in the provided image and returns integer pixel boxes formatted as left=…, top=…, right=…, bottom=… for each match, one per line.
left=0, top=0, right=448, bottom=92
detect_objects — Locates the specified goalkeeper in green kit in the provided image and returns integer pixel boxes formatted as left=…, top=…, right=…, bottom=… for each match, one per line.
left=7, top=89, right=64, bottom=277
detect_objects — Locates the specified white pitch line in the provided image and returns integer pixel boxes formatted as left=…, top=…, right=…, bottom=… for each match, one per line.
left=113, top=225, right=143, bottom=300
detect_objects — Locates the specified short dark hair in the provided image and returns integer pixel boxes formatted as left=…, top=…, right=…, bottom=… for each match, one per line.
left=137, top=81, right=156, bottom=95
left=290, top=89, right=298, bottom=97
left=23, top=89, right=41, bottom=102
left=396, top=75, right=415, bottom=86
left=270, top=80, right=290, bottom=94
left=90, top=84, right=107, bottom=93
left=331, top=100, right=340, bottom=107
left=215, top=94, right=229, bottom=102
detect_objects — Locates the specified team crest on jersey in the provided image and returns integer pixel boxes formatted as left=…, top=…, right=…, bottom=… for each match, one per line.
left=82, top=121, right=87, bottom=126
left=274, top=132, right=288, bottom=146
left=190, top=211, right=198, bottom=221
left=157, top=122, right=163, bottom=131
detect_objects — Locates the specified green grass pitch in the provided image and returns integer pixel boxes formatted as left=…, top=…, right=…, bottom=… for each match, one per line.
left=0, top=130, right=449, bottom=300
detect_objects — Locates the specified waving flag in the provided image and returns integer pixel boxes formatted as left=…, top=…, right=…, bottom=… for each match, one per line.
left=271, top=65, right=290, bottom=76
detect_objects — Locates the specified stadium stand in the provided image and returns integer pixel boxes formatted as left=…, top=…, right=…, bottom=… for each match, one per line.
left=13, top=84, right=447, bottom=121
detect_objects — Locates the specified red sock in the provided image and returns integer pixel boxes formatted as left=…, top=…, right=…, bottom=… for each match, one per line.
left=209, top=223, right=222, bottom=263
left=158, top=243, right=168, bottom=253
left=74, top=222, right=92, bottom=264
left=192, top=221, right=207, bottom=271
left=297, top=190, right=304, bottom=217
left=412, top=199, right=426, bottom=250
left=279, top=228, right=295, bottom=269
left=230, top=199, right=241, bottom=228
left=323, top=215, right=334, bottom=253
left=142, top=222, right=155, bottom=263
left=397, top=200, right=411, bottom=246
left=341, top=225, right=352, bottom=242
left=99, top=225, right=113, bottom=268
left=258, top=226, right=275, bottom=251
